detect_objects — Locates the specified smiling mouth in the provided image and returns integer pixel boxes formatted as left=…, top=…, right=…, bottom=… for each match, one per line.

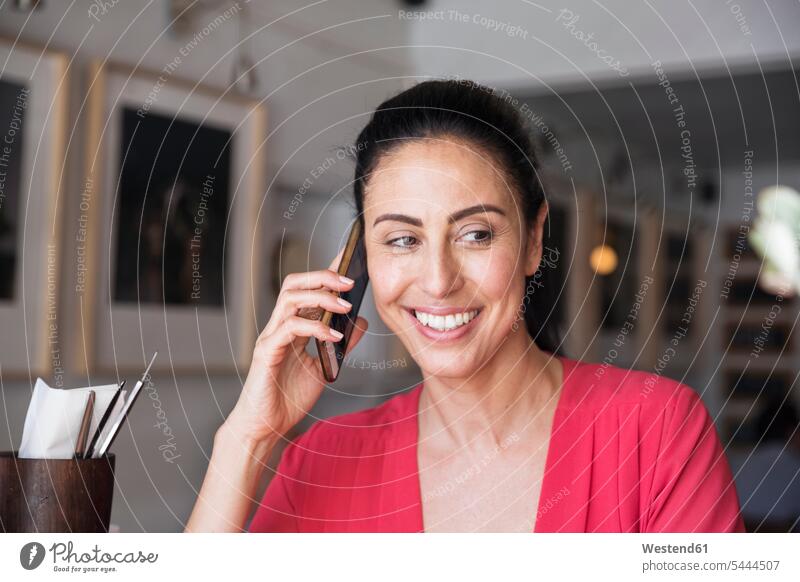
left=408, top=307, right=483, bottom=332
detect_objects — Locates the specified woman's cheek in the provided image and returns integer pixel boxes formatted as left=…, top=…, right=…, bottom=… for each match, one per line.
left=472, top=252, right=527, bottom=331
left=367, top=259, right=407, bottom=315
left=467, top=250, right=517, bottom=300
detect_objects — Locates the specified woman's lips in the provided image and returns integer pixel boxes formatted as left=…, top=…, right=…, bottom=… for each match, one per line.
left=404, top=307, right=483, bottom=342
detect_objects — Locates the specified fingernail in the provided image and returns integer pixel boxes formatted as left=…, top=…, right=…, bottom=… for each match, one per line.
left=330, top=328, right=344, bottom=339
left=339, top=275, right=354, bottom=284
left=337, top=297, right=352, bottom=308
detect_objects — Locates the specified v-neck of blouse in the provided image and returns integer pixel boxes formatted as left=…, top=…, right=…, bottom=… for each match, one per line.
left=406, top=354, right=575, bottom=533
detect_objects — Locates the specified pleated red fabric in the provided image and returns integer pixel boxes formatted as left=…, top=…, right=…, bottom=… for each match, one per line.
left=249, top=355, right=745, bottom=532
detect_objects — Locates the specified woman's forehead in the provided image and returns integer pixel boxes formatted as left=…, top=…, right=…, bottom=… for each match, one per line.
left=362, top=140, right=515, bottom=212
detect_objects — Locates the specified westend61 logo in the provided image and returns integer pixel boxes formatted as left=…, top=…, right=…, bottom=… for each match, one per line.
left=19, top=541, right=158, bottom=573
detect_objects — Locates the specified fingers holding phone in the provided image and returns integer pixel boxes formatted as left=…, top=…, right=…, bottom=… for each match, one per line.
left=308, top=220, right=370, bottom=382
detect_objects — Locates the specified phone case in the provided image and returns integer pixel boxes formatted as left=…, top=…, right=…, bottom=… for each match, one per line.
left=297, top=221, right=365, bottom=382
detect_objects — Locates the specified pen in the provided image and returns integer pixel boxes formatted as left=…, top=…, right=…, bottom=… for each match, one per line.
left=84, top=380, right=125, bottom=459
left=96, top=352, right=158, bottom=458
left=74, top=391, right=95, bottom=458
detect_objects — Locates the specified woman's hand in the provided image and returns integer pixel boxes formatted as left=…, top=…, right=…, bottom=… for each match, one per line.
left=186, top=247, right=368, bottom=533
left=225, top=248, right=368, bottom=444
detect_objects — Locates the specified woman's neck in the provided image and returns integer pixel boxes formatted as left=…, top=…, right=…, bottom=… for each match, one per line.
left=418, top=329, right=563, bottom=450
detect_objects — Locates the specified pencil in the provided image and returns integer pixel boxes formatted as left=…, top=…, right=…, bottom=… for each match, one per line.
left=74, top=391, right=95, bottom=458
left=96, top=352, right=158, bottom=457
left=84, top=380, right=125, bottom=459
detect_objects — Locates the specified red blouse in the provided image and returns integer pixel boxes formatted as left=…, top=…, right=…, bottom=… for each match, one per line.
left=249, top=355, right=745, bottom=532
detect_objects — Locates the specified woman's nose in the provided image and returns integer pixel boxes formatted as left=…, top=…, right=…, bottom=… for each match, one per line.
left=419, top=243, right=463, bottom=299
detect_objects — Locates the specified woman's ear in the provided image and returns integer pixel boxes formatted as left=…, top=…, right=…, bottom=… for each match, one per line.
left=524, top=202, right=549, bottom=277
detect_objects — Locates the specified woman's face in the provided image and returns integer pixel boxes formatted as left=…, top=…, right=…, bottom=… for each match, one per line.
left=362, top=137, right=548, bottom=378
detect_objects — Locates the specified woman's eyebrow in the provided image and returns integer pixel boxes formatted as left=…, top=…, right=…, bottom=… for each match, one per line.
left=372, top=213, right=423, bottom=227
left=449, top=204, right=506, bottom=223
left=372, top=204, right=506, bottom=227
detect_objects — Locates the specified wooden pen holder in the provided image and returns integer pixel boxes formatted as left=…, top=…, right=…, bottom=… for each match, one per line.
left=0, top=451, right=115, bottom=532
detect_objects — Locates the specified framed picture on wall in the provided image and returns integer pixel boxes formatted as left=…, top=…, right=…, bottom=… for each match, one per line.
left=0, top=40, right=68, bottom=379
left=77, top=62, right=266, bottom=374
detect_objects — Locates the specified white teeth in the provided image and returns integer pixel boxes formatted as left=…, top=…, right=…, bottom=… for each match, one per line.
left=413, top=309, right=479, bottom=331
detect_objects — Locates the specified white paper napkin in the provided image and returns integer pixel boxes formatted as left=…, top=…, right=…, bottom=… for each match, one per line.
left=18, top=378, right=127, bottom=459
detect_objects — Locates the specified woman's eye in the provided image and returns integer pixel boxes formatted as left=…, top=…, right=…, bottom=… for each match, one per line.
left=387, top=235, right=418, bottom=248
left=461, top=229, right=493, bottom=245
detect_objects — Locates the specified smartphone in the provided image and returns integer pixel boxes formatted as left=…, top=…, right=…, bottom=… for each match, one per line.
left=302, top=220, right=369, bottom=382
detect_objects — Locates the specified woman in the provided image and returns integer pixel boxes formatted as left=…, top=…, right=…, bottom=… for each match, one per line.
left=185, top=79, right=744, bottom=533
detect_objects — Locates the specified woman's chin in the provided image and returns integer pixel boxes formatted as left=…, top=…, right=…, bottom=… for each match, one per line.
left=415, top=352, right=482, bottom=379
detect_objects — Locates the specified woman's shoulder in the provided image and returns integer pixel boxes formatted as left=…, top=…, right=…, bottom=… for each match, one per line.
left=562, top=355, right=707, bottom=417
